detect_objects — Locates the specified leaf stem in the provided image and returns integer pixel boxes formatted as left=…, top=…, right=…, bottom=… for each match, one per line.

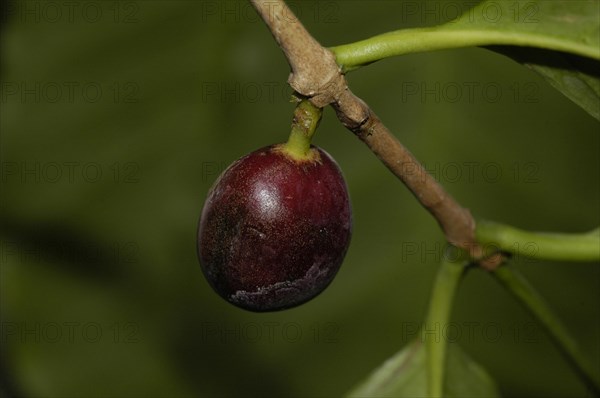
left=330, top=27, right=600, bottom=72
left=424, top=255, right=469, bottom=397
left=476, top=221, right=600, bottom=262
left=492, top=264, right=600, bottom=394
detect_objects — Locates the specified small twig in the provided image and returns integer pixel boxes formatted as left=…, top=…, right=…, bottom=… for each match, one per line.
left=249, top=0, right=500, bottom=269
left=249, top=0, right=344, bottom=107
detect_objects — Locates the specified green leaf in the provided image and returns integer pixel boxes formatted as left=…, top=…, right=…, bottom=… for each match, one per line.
left=474, top=1, right=600, bottom=120
left=331, top=0, right=600, bottom=118
left=347, top=340, right=500, bottom=398
left=490, top=47, right=600, bottom=120
left=445, top=0, right=600, bottom=59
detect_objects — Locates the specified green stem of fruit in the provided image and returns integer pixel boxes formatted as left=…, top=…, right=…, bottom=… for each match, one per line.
left=330, top=27, right=600, bottom=73
left=476, top=221, right=600, bottom=262
left=492, top=264, right=600, bottom=394
left=424, top=254, right=469, bottom=397
left=283, top=98, right=323, bottom=159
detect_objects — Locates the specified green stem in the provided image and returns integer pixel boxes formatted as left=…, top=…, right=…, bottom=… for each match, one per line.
left=283, top=98, right=322, bottom=159
left=424, top=255, right=469, bottom=397
left=493, top=264, right=600, bottom=394
left=330, top=28, right=600, bottom=72
left=476, top=221, right=600, bottom=262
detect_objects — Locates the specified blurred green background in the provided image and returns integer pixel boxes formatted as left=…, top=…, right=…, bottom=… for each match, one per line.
left=1, top=1, right=598, bottom=397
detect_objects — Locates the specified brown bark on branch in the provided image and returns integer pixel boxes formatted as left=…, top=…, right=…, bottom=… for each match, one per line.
left=249, top=0, right=501, bottom=270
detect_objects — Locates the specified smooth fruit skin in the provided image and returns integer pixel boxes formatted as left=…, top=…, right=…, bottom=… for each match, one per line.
left=198, top=144, right=352, bottom=312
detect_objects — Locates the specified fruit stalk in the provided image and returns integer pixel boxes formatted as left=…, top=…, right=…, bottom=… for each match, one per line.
left=283, top=98, right=323, bottom=160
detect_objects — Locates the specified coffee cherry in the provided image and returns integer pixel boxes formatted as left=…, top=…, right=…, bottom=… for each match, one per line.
left=198, top=144, right=352, bottom=311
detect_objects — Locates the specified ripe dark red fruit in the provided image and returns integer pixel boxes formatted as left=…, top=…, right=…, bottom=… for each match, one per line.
left=198, top=144, right=352, bottom=312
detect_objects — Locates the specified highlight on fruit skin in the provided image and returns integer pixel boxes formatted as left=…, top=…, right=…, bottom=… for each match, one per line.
left=197, top=144, right=352, bottom=312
